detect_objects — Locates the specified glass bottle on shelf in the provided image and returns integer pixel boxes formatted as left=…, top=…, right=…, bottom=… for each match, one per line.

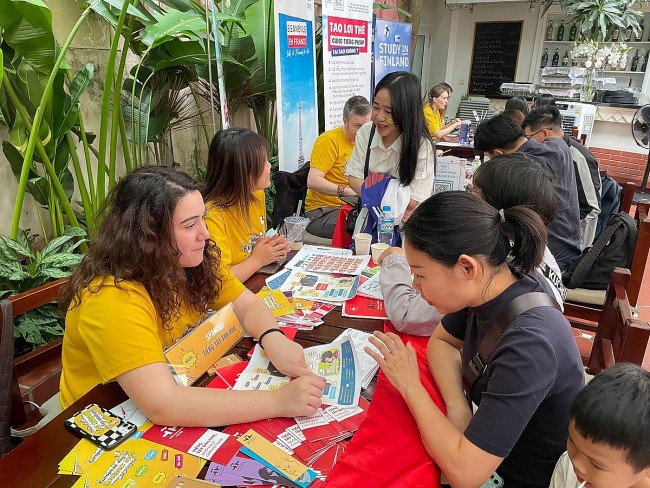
left=541, top=48, right=549, bottom=67
left=569, top=22, right=577, bottom=41
left=612, top=26, right=620, bottom=41
left=625, top=25, right=633, bottom=42
left=632, top=50, right=640, bottom=71
left=636, top=19, right=644, bottom=41
left=552, top=48, right=560, bottom=66
left=545, top=20, right=554, bottom=41
left=557, top=20, right=565, bottom=41
left=562, top=50, right=569, bottom=66
left=642, top=51, right=649, bottom=72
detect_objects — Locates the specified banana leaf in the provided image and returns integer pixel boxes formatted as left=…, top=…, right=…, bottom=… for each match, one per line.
left=0, top=0, right=57, bottom=73
left=140, top=8, right=206, bottom=48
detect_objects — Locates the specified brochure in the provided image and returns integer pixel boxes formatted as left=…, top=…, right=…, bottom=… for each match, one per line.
left=342, top=295, right=387, bottom=320
left=235, top=339, right=361, bottom=407
left=286, top=250, right=370, bottom=276
left=280, top=270, right=359, bottom=302
left=164, top=303, right=244, bottom=386
left=335, top=328, right=380, bottom=389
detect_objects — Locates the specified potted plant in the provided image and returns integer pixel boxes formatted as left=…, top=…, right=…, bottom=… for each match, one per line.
left=554, top=0, right=644, bottom=42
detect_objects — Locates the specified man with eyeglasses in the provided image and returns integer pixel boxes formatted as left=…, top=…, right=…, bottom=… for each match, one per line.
left=522, top=106, right=601, bottom=251
left=474, top=114, right=581, bottom=271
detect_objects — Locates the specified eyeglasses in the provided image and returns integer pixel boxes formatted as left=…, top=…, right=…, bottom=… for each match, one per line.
left=526, top=128, right=552, bottom=139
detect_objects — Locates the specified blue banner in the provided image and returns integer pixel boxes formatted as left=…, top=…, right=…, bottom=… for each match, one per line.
left=373, top=19, right=412, bottom=88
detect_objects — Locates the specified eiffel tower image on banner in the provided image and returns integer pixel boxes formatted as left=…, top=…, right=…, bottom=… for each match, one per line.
left=297, top=101, right=306, bottom=168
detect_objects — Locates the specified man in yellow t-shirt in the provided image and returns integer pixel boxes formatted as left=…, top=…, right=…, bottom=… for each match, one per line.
left=305, top=96, right=371, bottom=238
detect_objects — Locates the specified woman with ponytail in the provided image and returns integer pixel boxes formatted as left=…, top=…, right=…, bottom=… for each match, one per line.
left=366, top=191, right=584, bottom=488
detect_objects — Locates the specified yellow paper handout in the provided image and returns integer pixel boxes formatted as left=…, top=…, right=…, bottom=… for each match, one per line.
left=256, top=287, right=294, bottom=317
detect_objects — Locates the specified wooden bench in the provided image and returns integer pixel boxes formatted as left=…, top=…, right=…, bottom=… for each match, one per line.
left=571, top=268, right=650, bottom=375
left=1, top=279, right=67, bottom=434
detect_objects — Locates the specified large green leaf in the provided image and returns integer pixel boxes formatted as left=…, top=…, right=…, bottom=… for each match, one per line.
left=0, top=233, right=32, bottom=259
left=241, top=0, right=274, bottom=96
left=86, top=0, right=151, bottom=22
left=140, top=9, right=206, bottom=49
left=39, top=252, right=83, bottom=268
left=0, top=0, right=56, bottom=73
left=57, top=63, right=94, bottom=140
left=41, top=229, right=85, bottom=256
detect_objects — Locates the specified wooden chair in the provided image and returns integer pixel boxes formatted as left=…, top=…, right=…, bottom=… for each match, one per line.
left=1, top=279, right=67, bottom=438
left=572, top=268, right=650, bottom=375
left=564, top=198, right=650, bottom=333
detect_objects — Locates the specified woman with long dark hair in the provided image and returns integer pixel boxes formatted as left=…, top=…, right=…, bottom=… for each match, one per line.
left=367, top=190, right=584, bottom=488
left=60, top=166, right=324, bottom=426
left=345, top=71, right=436, bottom=222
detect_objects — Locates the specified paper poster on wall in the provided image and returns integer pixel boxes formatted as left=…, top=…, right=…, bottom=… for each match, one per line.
left=373, top=19, right=412, bottom=88
left=275, top=0, right=319, bottom=172
left=322, top=0, right=373, bottom=131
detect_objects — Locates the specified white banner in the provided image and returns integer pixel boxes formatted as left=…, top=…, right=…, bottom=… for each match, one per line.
left=322, top=0, right=373, bottom=131
left=274, top=0, right=319, bottom=172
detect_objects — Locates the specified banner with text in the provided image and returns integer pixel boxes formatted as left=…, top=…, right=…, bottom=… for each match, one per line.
left=373, top=19, right=412, bottom=89
left=322, top=0, right=373, bottom=131
left=275, top=0, right=319, bottom=172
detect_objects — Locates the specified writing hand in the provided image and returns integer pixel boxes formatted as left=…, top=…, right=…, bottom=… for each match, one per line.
left=274, top=375, right=325, bottom=418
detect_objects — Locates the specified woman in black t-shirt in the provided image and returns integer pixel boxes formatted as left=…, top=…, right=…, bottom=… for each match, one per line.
left=366, top=191, right=584, bottom=488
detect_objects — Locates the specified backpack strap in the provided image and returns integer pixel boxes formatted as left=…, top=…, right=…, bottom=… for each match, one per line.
left=363, top=124, right=375, bottom=180
left=567, top=215, right=624, bottom=289
left=461, top=292, right=560, bottom=403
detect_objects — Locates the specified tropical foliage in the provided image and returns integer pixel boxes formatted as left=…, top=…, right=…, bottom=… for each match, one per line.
left=546, top=0, right=645, bottom=41
left=0, top=226, right=86, bottom=355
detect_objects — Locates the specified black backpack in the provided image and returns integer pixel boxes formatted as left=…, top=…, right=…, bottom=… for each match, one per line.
left=563, top=211, right=637, bottom=289
left=595, top=171, right=622, bottom=240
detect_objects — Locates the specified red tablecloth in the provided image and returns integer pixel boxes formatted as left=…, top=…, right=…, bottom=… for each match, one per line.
left=323, top=322, right=445, bottom=488
left=331, top=204, right=353, bottom=249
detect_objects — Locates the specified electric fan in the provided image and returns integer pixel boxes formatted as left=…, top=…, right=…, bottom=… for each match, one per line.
left=632, top=105, right=650, bottom=192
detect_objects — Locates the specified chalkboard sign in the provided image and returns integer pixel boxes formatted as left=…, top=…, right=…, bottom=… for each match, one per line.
left=469, top=21, right=522, bottom=96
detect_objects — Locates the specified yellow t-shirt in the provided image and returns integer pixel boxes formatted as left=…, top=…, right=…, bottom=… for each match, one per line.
left=305, top=126, right=354, bottom=212
left=205, top=190, right=266, bottom=268
left=59, top=273, right=245, bottom=408
left=423, top=104, right=444, bottom=141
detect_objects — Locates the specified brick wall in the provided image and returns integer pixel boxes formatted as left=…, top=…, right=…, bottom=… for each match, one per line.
left=591, top=147, right=650, bottom=188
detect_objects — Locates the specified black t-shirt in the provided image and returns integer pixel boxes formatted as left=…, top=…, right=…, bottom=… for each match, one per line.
left=518, top=138, right=581, bottom=271
left=442, top=273, right=584, bottom=488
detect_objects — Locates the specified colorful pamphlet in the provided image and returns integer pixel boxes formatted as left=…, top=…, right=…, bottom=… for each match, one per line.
left=335, top=328, right=380, bottom=389
left=237, top=429, right=319, bottom=488
left=356, top=272, right=383, bottom=299
left=235, top=340, right=361, bottom=407
left=285, top=247, right=370, bottom=276
left=256, top=286, right=295, bottom=317
left=342, top=295, right=388, bottom=320
left=58, top=422, right=205, bottom=488
left=142, top=424, right=242, bottom=465
left=164, top=303, right=244, bottom=386
left=280, top=270, right=359, bottom=302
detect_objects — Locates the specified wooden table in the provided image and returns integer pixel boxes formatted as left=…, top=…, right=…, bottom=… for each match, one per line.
left=436, top=141, right=476, bottom=160
left=0, top=272, right=384, bottom=487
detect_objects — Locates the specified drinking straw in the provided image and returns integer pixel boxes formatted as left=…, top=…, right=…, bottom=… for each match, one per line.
left=295, top=199, right=302, bottom=217
left=577, top=481, right=587, bottom=488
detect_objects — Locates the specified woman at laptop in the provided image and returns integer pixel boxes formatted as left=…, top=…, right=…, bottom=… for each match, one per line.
left=203, top=128, right=291, bottom=282
left=366, top=191, right=584, bottom=488
left=59, top=166, right=324, bottom=426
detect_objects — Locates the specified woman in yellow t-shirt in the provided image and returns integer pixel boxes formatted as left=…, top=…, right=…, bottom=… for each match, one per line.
left=59, top=166, right=324, bottom=426
left=204, top=128, right=291, bottom=282
left=424, top=84, right=462, bottom=141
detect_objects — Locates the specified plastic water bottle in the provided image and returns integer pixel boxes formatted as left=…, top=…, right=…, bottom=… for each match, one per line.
left=378, top=205, right=394, bottom=245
